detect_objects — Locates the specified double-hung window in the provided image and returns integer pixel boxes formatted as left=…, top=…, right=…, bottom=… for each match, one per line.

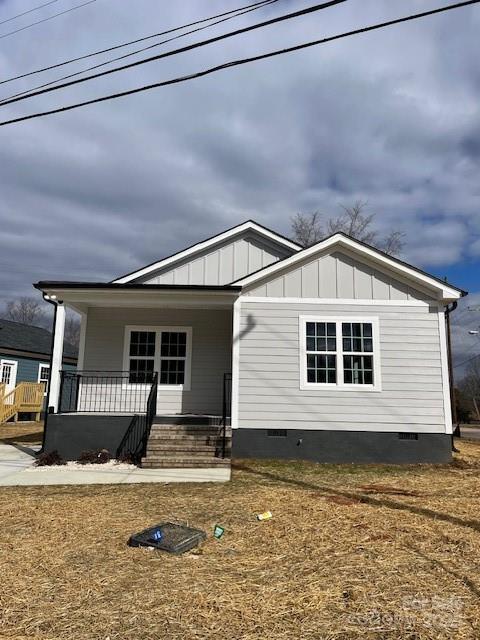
left=37, top=363, right=50, bottom=395
left=124, top=326, right=192, bottom=389
left=300, top=317, right=380, bottom=390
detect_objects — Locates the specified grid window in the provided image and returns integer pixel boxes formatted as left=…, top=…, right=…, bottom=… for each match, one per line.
left=129, top=358, right=154, bottom=384
left=342, top=323, right=373, bottom=353
left=342, top=322, right=374, bottom=385
left=126, top=327, right=190, bottom=387
left=306, top=321, right=336, bottom=352
left=305, top=322, right=337, bottom=384
left=302, top=318, right=378, bottom=389
left=307, top=354, right=336, bottom=383
left=160, top=359, right=185, bottom=385
left=128, top=331, right=156, bottom=383
left=38, top=364, right=50, bottom=394
left=161, top=332, right=187, bottom=358
left=129, top=331, right=156, bottom=357
left=343, top=355, right=374, bottom=385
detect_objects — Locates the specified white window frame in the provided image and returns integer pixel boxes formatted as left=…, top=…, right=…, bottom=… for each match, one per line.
left=0, top=359, right=18, bottom=393
left=122, top=325, right=192, bottom=391
left=299, top=316, right=381, bottom=392
left=37, top=363, right=50, bottom=395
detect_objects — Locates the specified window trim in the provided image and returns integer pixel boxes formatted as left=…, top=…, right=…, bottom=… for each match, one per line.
left=122, top=325, right=192, bottom=391
left=37, top=363, right=50, bottom=395
left=299, top=316, right=381, bottom=392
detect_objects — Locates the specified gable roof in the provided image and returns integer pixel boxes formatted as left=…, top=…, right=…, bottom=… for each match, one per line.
left=0, top=319, right=78, bottom=360
left=113, top=220, right=301, bottom=284
left=233, top=232, right=466, bottom=300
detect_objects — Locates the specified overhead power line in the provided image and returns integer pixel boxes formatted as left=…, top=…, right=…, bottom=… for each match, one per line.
left=0, top=0, right=276, bottom=86
left=0, top=0, right=348, bottom=107
left=1, top=0, right=479, bottom=127
left=0, top=0, right=97, bottom=40
left=0, top=0, right=281, bottom=104
left=454, top=352, right=480, bottom=369
left=0, top=0, right=61, bottom=26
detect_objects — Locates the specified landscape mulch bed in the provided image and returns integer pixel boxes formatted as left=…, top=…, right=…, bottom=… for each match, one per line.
left=0, top=441, right=479, bottom=639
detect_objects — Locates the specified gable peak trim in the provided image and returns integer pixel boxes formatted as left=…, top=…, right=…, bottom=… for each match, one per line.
left=113, top=219, right=301, bottom=284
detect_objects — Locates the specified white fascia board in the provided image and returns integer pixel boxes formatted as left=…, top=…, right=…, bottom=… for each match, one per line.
left=114, top=221, right=301, bottom=283
left=40, top=288, right=239, bottom=309
left=236, top=234, right=463, bottom=300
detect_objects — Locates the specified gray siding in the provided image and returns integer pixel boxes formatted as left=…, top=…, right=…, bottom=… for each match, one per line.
left=245, top=249, right=434, bottom=301
left=237, top=300, right=446, bottom=433
left=139, top=232, right=292, bottom=285
left=83, top=307, right=232, bottom=415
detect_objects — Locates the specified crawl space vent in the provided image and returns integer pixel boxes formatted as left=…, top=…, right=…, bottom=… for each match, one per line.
left=267, top=429, right=287, bottom=437
left=398, top=433, right=419, bottom=441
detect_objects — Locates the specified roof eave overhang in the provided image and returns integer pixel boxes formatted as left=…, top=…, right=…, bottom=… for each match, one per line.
left=33, top=282, right=241, bottom=310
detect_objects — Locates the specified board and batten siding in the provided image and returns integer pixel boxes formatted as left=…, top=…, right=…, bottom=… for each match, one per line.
left=138, top=232, right=292, bottom=286
left=82, top=307, right=232, bottom=415
left=236, top=300, right=448, bottom=433
left=244, top=249, right=434, bottom=301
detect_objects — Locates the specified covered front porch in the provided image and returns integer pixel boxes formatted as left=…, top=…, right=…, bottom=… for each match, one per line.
left=35, top=283, right=238, bottom=465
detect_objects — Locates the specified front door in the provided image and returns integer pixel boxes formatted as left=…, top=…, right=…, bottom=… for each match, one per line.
left=0, top=360, right=18, bottom=400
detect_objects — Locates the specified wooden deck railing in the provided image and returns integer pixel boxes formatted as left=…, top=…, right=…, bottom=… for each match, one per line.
left=0, top=382, right=45, bottom=424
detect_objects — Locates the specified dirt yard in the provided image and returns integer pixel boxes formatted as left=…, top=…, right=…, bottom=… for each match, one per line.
left=0, top=421, right=43, bottom=445
left=0, top=441, right=479, bottom=639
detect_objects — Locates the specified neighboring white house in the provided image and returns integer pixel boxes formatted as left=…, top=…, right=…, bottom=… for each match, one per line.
left=34, top=220, right=465, bottom=469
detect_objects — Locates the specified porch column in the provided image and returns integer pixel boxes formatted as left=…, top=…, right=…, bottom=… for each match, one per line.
left=48, top=302, right=66, bottom=413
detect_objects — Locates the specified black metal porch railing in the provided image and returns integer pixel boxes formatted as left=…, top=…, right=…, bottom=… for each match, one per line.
left=59, top=370, right=156, bottom=414
left=221, top=372, right=232, bottom=458
left=116, top=372, right=158, bottom=462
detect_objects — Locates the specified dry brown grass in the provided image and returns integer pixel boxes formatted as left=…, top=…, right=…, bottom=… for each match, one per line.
left=0, top=421, right=43, bottom=445
left=1, top=441, right=480, bottom=639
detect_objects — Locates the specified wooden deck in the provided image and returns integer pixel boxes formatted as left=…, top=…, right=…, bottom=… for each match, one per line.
left=0, top=383, right=45, bottom=424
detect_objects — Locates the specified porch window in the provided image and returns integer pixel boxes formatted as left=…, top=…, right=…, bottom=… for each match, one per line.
left=300, top=316, right=380, bottom=391
left=124, top=326, right=192, bottom=389
left=160, top=332, right=187, bottom=385
left=129, top=331, right=156, bottom=384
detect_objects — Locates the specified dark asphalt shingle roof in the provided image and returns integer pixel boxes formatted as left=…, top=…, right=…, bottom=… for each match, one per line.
left=0, top=319, right=77, bottom=359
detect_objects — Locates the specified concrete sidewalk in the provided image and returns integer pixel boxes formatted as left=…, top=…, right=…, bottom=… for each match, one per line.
left=0, top=444, right=230, bottom=486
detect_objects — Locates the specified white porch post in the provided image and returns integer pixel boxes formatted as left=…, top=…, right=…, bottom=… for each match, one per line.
left=48, top=302, right=66, bottom=413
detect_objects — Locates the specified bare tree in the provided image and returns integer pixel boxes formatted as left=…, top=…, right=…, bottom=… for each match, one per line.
left=64, top=316, right=81, bottom=349
left=4, top=297, right=45, bottom=326
left=458, top=357, right=480, bottom=419
left=291, top=201, right=405, bottom=255
left=291, top=211, right=323, bottom=248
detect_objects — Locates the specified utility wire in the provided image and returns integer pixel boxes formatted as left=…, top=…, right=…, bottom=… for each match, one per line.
left=0, top=0, right=348, bottom=107
left=1, top=0, right=478, bottom=127
left=0, top=0, right=97, bottom=41
left=0, top=0, right=281, bottom=104
left=0, top=0, right=277, bottom=86
left=454, top=352, right=480, bottom=369
left=0, top=0, right=61, bottom=26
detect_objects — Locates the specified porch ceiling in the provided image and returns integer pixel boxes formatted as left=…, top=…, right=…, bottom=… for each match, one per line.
left=33, top=282, right=241, bottom=313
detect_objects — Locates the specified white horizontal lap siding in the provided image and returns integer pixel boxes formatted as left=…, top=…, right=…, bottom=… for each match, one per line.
left=82, top=307, right=232, bottom=415
left=141, top=233, right=291, bottom=285
left=237, top=301, right=446, bottom=433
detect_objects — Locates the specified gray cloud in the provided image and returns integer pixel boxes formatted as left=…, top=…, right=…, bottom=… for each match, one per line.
left=0, top=0, right=478, bottom=318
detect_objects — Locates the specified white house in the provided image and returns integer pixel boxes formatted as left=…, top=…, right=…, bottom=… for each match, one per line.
left=35, top=220, right=465, bottom=472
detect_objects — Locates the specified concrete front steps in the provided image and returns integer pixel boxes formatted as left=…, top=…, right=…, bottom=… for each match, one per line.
left=141, top=422, right=231, bottom=469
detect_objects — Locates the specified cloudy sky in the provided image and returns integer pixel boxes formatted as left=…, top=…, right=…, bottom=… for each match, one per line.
left=0, top=0, right=479, bottom=368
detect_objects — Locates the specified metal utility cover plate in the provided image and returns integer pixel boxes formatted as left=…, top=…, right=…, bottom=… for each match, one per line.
left=128, top=522, right=207, bottom=554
